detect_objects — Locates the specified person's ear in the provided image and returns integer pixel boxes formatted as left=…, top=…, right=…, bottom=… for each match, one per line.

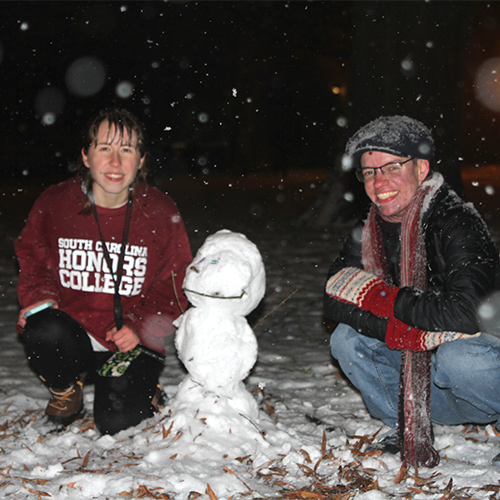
left=417, top=159, right=430, bottom=182
left=81, top=148, right=90, bottom=168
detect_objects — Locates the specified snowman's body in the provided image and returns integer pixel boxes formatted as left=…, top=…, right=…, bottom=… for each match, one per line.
left=176, top=308, right=257, bottom=393
left=173, top=230, right=265, bottom=422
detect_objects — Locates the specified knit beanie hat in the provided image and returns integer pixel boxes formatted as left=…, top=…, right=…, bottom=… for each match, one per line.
left=344, top=115, right=435, bottom=171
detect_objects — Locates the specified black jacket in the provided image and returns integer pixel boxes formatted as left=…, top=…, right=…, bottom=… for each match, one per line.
left=324, top=181, right=500, bottom=341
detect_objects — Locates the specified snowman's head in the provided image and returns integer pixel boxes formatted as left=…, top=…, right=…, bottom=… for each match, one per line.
left=183, top=230, right=265, bottom=315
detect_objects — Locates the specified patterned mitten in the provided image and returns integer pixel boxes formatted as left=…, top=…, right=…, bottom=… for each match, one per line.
left=386, top=317, right=480, bottom=352
left=325, top=267, right=398, bottom=318
left=326, top=267, right=480, bottom=352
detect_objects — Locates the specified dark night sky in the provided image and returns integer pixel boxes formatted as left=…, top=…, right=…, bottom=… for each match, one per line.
left=1, top=1, right=351, bottom=184
left=3, top=1, right=500, bottom=189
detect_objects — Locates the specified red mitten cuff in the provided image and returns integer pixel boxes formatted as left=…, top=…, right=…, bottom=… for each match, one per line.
left=325, top=267, right=399, bottom=318
left=385, top=317, right=480, bottom=352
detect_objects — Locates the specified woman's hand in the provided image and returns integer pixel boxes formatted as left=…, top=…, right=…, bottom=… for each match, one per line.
left=106, top=325, right=140, bottom=352
left=18, top=300, right=58, bottom=330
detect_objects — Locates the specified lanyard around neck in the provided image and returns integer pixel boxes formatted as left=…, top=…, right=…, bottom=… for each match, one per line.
left=91, top=197, right=133, bottom=330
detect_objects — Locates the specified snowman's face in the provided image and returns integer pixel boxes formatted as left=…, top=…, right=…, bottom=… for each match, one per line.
left=185, top=250, right=252, bottom=301
left=182, top=231, right=265, bottom=315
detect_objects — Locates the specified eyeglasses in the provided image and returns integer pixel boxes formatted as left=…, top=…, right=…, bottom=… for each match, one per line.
left=355, top=157, right=414, bottom=183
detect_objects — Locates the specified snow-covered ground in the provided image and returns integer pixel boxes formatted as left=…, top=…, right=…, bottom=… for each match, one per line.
left=0, top=182, right=499, bottom=499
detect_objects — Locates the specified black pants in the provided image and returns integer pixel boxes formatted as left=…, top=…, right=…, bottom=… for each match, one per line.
left=23, top=308, right=163, bottom=435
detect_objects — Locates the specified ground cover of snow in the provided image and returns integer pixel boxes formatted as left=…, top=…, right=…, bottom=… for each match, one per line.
left=0, top=181, right=499, bottom=499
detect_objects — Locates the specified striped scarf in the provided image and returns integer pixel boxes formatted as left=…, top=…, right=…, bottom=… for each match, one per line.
left=362, top=172, right=443, bottom=467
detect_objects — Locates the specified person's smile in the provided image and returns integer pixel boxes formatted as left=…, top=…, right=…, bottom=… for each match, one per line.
left=103, top=172, right=126, bottom=182
left=376, top=190, right=398, bottom=201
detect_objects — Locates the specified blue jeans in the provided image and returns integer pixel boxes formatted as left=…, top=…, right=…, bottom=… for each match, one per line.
left=330, top=324, right=500, bottom=430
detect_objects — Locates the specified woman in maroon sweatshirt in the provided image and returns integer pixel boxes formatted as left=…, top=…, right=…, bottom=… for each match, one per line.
left=14, top=108, right=192, bottom=434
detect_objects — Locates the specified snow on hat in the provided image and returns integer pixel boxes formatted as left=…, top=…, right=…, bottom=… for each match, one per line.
left=344, top=115, right=434, bottom=171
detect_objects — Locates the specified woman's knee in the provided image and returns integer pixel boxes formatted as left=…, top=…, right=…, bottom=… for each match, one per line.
left=24, top=308, right=85, bottom=345
left=23, top=309, right=94, bottom=384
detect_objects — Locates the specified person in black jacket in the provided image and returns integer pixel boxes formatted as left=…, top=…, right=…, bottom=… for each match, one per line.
left=324, top=115, right=500, bottom=467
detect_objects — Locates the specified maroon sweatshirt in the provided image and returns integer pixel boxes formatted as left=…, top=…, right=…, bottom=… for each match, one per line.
left=15, top=177, right=192, bottom=354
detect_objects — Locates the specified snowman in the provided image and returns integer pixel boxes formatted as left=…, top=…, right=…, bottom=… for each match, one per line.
left=147, top=230, right=302, bottom=469
left=170, top=229, right=266, bottom=430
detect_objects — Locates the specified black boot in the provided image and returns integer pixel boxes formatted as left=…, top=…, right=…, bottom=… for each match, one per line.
left=366, top=428, right=399, bottom=454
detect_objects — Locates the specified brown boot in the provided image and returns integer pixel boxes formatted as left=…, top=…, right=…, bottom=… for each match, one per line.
left=151, top=384, right=167, bottom=413
left=46, top=379, right=84, bottom=426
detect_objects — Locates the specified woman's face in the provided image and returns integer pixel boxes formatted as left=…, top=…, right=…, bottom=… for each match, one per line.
left=81, top=121, right=144, bottom=208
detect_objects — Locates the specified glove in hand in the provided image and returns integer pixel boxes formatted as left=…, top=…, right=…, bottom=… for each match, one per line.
left=326, top=267, right=480, bottom=351
left=325, top=267, right=398, bottom=318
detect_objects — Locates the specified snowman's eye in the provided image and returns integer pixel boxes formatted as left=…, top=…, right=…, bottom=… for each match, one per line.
left=210, top=259, right=219, bottom=265
left=190, top=266, right=200, bottom=273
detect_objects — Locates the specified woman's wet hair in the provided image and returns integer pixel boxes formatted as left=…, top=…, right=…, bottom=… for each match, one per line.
left=82, top=108, right=147, bottom=159
left=78, top=108, right=149, bottom=212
